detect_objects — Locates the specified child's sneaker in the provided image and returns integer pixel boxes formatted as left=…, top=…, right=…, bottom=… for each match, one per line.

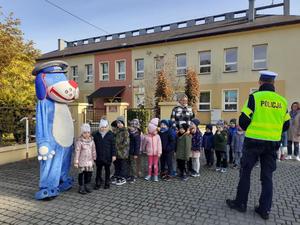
left=215, top=167, right=221, bottom=172
left=286, top=155, right=292, bottom=160
left=221, top=168, right=227, bottom=173
left=116, top=178, right=126, bottom=186
left=127, top=176, right=136, bottom=184
left=163, top=175, right=171, bottom=181
left=296, top=156, right=300, bottom=161
left=153, top=176, right=159, bottom=182
left=111, top=176, right=117, bottom=185
left=144, top=175, right=151, bottom=181
left=182, top=175, right=188, bottom=181
left=280, top=154, right=285, bottom=161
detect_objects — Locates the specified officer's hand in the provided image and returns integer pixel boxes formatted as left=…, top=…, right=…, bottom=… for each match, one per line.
left=112, top=156, right=116, bottom=162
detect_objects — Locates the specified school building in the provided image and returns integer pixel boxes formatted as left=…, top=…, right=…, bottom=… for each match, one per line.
left=37, top=0, right=300, bottom=123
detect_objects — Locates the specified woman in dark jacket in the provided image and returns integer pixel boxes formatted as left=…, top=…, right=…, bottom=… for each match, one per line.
left=159, top=119, right=175, bottom=180
left=93, top=118, right=116, bottom=189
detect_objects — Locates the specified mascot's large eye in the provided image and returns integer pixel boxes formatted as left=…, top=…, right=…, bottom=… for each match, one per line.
left=65, top=90, right=68, bottom=94
left=69, top=88, right=72, bottom=91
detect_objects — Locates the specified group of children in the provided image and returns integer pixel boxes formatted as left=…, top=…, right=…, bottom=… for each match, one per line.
left=74, top=116, right=246, bottom=194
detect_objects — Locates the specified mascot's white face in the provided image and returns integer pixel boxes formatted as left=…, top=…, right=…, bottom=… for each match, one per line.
left=47, top=80, right=79, bottom=103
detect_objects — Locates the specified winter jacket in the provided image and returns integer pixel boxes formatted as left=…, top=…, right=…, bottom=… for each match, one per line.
left=129, top=130, right=141, bottom=156
left=74, top=136, right=96, bottom=168
left=176, top=133, right=192, bottom=161
left=231, top=131, right=245, bottom=153
left=287, top=110, right=300, bottom=142
left=191, top=128, right=202, bottom=152
left=214, top=130, right=227, bottom=152
left=202, top=132, right=214, bottom=150
left=115, top=127, right=130, bottom=159
left=159, top=129, right=176, bottom=153
left=142, top=133, right=162, bottom=156
left=92, top=130, right=116, bottom=164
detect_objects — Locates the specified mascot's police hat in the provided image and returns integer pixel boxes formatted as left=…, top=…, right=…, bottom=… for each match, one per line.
left=32, top=60, right=68, bottom=76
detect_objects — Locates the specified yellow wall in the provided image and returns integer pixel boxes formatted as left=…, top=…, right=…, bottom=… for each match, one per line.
left=62, top=55, right=95, bottom=103
left=132, top=24, right=300, bottom=118
left=0, top=143, right=37, bottom=165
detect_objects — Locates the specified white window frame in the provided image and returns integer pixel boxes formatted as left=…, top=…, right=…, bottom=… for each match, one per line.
left=135, top=59, right=144, bottom=79
left=224, top=48, right=238, bottom=72
left=222, top=89, right=239, bottom=112
left=176, top=54, right=187, bottom=76
left=252, top=44, right=268, bottom=70
left=155, top=56, right=164, bottom=74
left=199, top=90, right=211, bottom=111
left=71, top=66, right=79, bottom=82
left=99, top=62, right=109, bottom=81
left=85, top=64, right=93, bottom=82
left=115, top=60, right=126, bottom=80
left=199, top=51, right=211, bottom=74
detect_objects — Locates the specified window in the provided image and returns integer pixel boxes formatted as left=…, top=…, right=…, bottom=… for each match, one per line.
left=71, top=66, right=78, bottom=82
left=116, top=60, right=126, bottom=80
left=223, top=90, right=238, bottom=111
left=199, top=51, right=211, bottom=74
left=199, top=91, right=211, bottom=111
left=224, top=48, right=238, bottom=72
left=253, top=44, right=267, bottom=70
left=135, top=59, right=144, bottom=79
left=176, top=54, right=187, bottom=76
left=155, top=56, right=164, bottom=73
left=100, top=62, right=109, bottom=81
left=85, top=64, right=93, bottom=82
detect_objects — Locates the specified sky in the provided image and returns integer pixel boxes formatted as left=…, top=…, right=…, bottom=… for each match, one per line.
left=1, top=0, right=300, bottom=53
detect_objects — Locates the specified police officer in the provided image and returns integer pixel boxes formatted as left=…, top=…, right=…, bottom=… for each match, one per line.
left=226, top=71, right=290, bottom=220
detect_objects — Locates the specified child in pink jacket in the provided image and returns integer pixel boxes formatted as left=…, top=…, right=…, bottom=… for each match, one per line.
left=74, top=123, right=96, bottom=194
left=143, top=118, right=162, bottom=182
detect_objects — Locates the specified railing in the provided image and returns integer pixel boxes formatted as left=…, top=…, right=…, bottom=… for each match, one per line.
left=66, top=3, right=286, bottom=47
left=84, top=107, right=106, bottom=123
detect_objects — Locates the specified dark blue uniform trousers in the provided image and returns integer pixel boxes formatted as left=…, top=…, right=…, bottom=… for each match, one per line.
left=235, top=138, right=278, bottom=213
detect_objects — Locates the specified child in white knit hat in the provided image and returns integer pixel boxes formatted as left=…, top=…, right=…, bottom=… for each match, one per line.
left=74, top=123, right=96, bottom=194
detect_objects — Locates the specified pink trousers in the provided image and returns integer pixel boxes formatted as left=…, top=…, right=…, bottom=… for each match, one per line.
left=148, top=155, right=159, bottom=176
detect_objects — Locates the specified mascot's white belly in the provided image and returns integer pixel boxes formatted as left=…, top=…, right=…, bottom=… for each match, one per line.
left=53, top=102, right=74, bottom=147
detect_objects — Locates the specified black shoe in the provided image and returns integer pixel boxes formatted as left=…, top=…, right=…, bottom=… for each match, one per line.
left=84, top=185, right=92, bottom=193
left=104, top=183, right=110, bottom=189
left=94, top=179, right=102, bottom=190
left=226, top=199, right=246, bottom=212
left=78, top=186, right=87, bottom=195
left=255, top=206, right=269, bottom=220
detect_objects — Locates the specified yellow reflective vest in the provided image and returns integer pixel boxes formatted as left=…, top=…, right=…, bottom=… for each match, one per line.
left=242, top=91, right=290, bottom=141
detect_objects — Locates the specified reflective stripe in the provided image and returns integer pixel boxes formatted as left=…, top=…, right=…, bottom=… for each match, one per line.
left=249, top=122, right=282, bottom=130
left=243, top=107, right=253, bottom=118
left=246, top=129, right=281, bottom=141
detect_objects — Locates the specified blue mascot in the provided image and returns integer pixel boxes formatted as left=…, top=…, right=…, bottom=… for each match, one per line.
left=32, top=61, right=79, bottom=200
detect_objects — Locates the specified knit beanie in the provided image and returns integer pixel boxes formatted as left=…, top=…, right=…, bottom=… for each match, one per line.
left=116, top=116, right=125, bottom=126
left=130, top=119, right=140, bottom=129
left=179, top=123, right=189, bottom=132
left=216, top=120, right=224, bottom=127
left=81, top=123, right=91, bottom=134
left=148, top=123, right=157, bottom=134
left=160, top=119, right=169, bottom=127
left=191, top=118, right=200, bottom=127
left=99, top=118, right=109, bottom=128
left=205, top=124, right=213, bottom=131
left=150, top=118, right=159, bottom=127
left=111, top=120, right=118, bottom=128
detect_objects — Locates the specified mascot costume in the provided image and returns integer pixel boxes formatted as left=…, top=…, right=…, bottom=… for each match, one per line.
left=32, top=61, right=79, bottom=200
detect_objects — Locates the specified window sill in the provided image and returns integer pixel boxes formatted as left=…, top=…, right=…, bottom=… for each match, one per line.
left=84, top=80, right=93, bottom=83
left=134, top=78, right=144, bottom=80
left=176, top=74, right=186, bottom=77
left=223, top=110, right=238, bottom=112
left=252, top=68, right=268, bottom=71
left=198, top=110, right=211, bottom=112
left=199, top=72, right=211, bottom=75
left=223, top=70, right=238, bottom=73
left=100, top=80, right=109, bottom=82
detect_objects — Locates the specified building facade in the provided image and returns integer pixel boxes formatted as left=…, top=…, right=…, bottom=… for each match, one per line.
left=37, top=1, right=300, bottom=123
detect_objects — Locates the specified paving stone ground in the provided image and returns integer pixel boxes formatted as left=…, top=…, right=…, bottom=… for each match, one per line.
left=0, top=157, right=299, bottom=225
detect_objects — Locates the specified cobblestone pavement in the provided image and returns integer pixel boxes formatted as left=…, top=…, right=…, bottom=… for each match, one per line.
left=0, top=158, right=299, bottom=225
